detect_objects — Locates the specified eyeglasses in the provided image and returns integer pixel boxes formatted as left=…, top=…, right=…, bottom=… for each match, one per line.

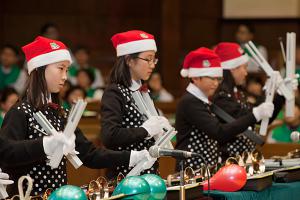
left=136, top=57, right=158, bottom=65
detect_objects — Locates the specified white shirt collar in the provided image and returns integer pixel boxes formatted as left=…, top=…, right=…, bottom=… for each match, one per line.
left=41, top=93, right=52, bottom=104
left=186, top=83, right=210, bottom=104
left=129, top=79, right=142, bottom=91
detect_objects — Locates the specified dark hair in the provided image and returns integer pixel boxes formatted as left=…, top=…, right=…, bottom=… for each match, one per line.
left=296, top=97, right=300, bottom=108
left=110, top=53, right=139, bottom=87
left=77, top=69, right=95, bottom=84
left=213, top=70, right=236, bottom=98
left=1, top=44, right=19, bottom=56
left=22, top=66, right=60, bottom=111
left=64, top=86, right=86, bottom=102
left=246, top=75, right=263, bottom=86
left=0, top=87, right=18, bottom=103
left=73, top=45, right=90, bottom=55
left=238, top=22, right=255, bottom=34
left=40, top=22, right=59, bottom=35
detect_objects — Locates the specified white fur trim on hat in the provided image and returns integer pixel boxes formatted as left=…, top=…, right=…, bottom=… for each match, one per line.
left=221, top=54, right=249, bottom=70
left=27, top=49, right=72, bottom=74
left=180, top=67, right=223, bottom=78
left=116, top=39, right=157, bottom=56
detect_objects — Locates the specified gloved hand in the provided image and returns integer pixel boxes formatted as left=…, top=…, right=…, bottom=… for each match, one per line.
left=62, top=132, right=78, bottom=156
left=277, top=74, right=299, bottom=95
left=141, top=116, right=165, bottom=138
left=43, top=131, right=66, bottom=156
left=129, top=150, right=156, bottom=168
left=0, top=168, right=14, bottom=199
left=252, top=102, right=274, bottom=122
left=158, top=116, right=172, bottom=131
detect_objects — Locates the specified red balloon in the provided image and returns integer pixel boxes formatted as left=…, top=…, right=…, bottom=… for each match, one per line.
left=203, top=164, right=247, bottom=192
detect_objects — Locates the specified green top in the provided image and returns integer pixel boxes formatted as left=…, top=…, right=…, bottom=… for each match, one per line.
left=0, top=64, right=21, bottom=90
left=272, top=123, right=300, bottom=143
left=62, top=101, right=71, bottom=110
left=86, top=88, right=96, bottom=98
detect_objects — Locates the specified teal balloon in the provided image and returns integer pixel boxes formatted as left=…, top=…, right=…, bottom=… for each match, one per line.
left=112, top=176, right=150, bottom=200
left=48, top=185, right=87, bottom=200
left=141, top=174, right=167, bottom=200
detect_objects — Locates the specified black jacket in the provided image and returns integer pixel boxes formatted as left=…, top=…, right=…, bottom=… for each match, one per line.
left=0, top=100, right=130, bottom=196
left=175, top=92, right=257, bottom=169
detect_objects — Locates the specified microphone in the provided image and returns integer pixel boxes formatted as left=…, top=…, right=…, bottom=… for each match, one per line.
left=149, top=145, right=201, bottom=159
left=290, top=131, right=300, bottom=143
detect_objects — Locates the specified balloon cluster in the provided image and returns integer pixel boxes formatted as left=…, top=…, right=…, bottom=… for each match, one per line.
left=112, top=174, right=167, bottom=200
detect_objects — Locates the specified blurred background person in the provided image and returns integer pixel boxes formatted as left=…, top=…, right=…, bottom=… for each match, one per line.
left=0, top=45, right=27, bottom=94
left=246, top=75, right=264, bottom=106
left=0, top=87, right=19, bottom=127
left=236, top=23, right=268, bottom=73
left=269, top=98, right=300, bottom=143
left=69, top=46, right=105, bottom=89
left=148, top=72, right=174, bottom=102
left=62, top=85, right=86, bottom=110
left=76, top=69, right=103, bottom=102
left=40, top=22, right=60, bottom=40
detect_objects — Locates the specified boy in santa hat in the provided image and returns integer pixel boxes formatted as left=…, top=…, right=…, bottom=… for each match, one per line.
left=175, top=47, right=274, bottom=169
left=213, top=42, right=298, bottom=158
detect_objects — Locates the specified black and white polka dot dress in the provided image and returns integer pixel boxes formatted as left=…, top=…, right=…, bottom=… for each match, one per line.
left=185, top=125, right=220, bottom=169
left=102, top=84, right=158, bottom=178
left=17, top=102, right=67, bottom=196
left=217, top=89, right=256, bottom=157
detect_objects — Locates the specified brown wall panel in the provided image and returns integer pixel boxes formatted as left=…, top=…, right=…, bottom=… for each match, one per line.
left=3, top=1, right=299, bottom=96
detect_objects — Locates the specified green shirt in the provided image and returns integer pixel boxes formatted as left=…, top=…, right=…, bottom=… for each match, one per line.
left=272, top=123, right=300, bottom=143
left=0, top=64, right=21, bottom=90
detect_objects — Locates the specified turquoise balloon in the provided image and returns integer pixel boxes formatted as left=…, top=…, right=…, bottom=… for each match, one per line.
left=141, top=174, right=167, bottom=200
left=112, top=176, right=151, bottom=200
left=48, top=185, right=87, bottom=200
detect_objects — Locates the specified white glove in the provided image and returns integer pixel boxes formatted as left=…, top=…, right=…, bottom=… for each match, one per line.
left=129, top=150, right=156, bottom=168
left=0, top=168, right=14, bottom=199
left=253, top=102, right=274, bottom=122
left=62, top=132, right=78, bottom=156
left=277, top=75, right=299, bottom=95
left=141, top=116, right=165, bottom=138
left=158, top=116, right=172, bottom=131
left=43, top=131, right=66, bottom=156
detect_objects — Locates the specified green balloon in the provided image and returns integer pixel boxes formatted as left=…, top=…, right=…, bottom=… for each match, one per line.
left=112, top=176, right=151, bottom=200
left=141, top=174, right=167, bottom=200
left=48, top=185, right=87, bottom=200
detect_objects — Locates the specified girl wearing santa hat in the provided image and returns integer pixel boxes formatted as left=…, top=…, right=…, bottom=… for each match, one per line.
left=213, top=42, right=298, bottom=158
left=175, top=47, right=274, bottom=169
left=0, top=36, right=151, bottom=197
left=101, top=30, right=171, bottom=178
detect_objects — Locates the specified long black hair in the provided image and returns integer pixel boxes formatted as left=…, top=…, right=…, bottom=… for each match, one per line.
left=22, top=66, right=60, bottom=110
left=216, top=70, right=236, bottom=94
left=109, top=53, right=139, bottom=88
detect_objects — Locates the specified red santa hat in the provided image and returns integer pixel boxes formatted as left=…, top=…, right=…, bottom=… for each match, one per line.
left=22, top=36, right=72, bottom=74
left=214, top=42, right=249, bottom=70
left=180, top=47, right=223, bottom=78
left=111, top=30, right=157, bottom=57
